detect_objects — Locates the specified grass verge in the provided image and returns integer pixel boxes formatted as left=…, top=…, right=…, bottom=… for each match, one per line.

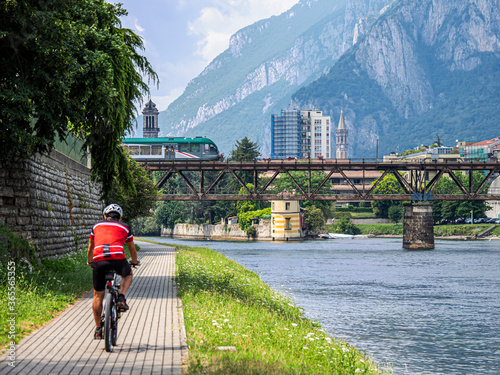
left=0, top=224, right=140, bottom=350
left=172, top=242, right=391, bottom=374
left=327, top=223, right=497, bottom=237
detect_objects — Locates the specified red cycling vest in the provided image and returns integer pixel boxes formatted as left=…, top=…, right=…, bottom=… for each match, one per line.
left=90, top=219, right=133, bottom=262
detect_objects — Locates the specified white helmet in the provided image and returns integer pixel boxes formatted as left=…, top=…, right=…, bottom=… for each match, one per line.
left=103, top=204, right=123, bottom=218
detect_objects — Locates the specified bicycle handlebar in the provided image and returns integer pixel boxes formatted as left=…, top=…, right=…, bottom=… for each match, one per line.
left=128, top=258, right=140, bottom=268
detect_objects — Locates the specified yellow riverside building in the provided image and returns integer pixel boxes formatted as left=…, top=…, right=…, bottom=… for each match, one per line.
left=271, top=200, right=304, bottom=241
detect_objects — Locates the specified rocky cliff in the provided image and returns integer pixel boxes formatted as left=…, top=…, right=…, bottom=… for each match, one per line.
left=159, top=0, right=393, bottom=156
left=294, top=0, right=500, bottom=157
left=158, top=0, right=500, bottom=158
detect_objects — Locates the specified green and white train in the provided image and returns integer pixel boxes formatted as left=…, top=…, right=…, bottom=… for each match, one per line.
left=122, top=137, right=221, bottom=161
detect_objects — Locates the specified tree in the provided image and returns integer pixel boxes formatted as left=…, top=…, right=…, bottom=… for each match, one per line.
left=270, top=172, right=333, bottom=218
left=108, top=157, right=159, bottom=222
left=304, top=206, right=325, bottom=233
left=332, top=218, right=361, bottom=235
left=236, top=184, right=258, bottom=213
left=156, top=201, right=184, bottom=229
left=432, top=171, right=491, bottom=221
left=371, top=173, right=404, bottom=218
left=388, top=205, right=404, bottom=224
left=0, top=0, right=158, bottom=199
left=229, top=137, right=261, bottom=161
left=131, top=216, right=161, bottom=236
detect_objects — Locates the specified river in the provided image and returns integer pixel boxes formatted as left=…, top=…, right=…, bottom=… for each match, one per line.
left=146, top=236, right=500, bottom=374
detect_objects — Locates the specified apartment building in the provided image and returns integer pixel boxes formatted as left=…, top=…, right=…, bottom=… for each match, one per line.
left=271, top=106, right=332, bottom=159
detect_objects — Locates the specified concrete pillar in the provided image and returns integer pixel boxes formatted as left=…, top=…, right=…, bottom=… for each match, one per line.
left=403, top=203, right=434, bottom=250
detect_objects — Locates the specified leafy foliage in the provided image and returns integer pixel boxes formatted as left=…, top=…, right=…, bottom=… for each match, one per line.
left=331, top=218, right=361, bottom=235
left=304, top=206, right=325, bottom=232
left=431, top=171, right=491, bottom=222
left=0, top=0, right=158, bottom=198
left=237, top=208, right=271, bottom=231
left=156, top=201, right=185, bottom=229
left=371, top=174, right=405, bottom=218
left=388, top=205, right=404, bottom=224
left=108, top=157, right=160, bottom=222
left=131, top=216, right=161, bottom=236
left=229, top=137, right=261, bottom=161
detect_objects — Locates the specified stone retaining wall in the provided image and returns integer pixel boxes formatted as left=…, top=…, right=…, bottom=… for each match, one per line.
left=161, top=222, right=272, bottom=241
left=0, top=150, right=103, bottom=257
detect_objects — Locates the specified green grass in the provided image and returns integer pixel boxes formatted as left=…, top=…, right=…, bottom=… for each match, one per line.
left=0, top=224, right=140, bottom=350
left=327, top=223, right=498, bottom=237
left=433, top=224, right=494, bottom=237
left=0, top=249, right=93, bottom=349
left=172, top=243, right=391, bottom=374
left=350, top=213, right=377, bottom=219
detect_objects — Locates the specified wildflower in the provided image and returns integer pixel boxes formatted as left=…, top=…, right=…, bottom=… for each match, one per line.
left=291, top=323, right=298, bottom=327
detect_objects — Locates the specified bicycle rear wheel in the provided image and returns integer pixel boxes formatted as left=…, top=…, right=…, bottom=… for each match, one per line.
left=111, top=303, right=118, bottom=346
left=104, top=292, right=113, bottom=352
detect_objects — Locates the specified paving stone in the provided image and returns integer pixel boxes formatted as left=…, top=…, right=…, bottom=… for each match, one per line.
left=0, top=242, right=188, bottom=375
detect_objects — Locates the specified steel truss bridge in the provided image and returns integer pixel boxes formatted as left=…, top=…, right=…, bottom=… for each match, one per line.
left=142, top=160, right=500, bottom=201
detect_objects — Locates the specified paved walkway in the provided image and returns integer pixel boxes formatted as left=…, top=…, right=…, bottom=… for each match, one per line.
left=0, top=242, right=187, bottom=375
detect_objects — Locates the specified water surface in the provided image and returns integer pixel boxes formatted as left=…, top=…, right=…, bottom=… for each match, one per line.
left=147, top=237, right=500, bottom=374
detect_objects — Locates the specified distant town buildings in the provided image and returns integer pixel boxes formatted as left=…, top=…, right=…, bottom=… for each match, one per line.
left=271, top=105, right=344, bottom=159
left=460, top=137, right=500, bottom=162
left=143, top=100, right=160, bottom=138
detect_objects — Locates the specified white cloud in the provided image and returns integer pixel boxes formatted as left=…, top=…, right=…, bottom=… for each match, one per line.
left=134, top=21, right=145, bottom=33
left=188, top=0, right=299, bottom=63
left=151, top=88, right=184, bottom=111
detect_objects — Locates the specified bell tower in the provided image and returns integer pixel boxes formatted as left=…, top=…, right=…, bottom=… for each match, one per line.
left=142, top=100, right=159, bottom=138
left=336, top=110, right=348, bottom=159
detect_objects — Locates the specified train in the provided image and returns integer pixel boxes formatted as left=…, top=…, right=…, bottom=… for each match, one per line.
left=122, top=137, right=221, bottom=161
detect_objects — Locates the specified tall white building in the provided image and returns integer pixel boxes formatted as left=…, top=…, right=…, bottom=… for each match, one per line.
left=300, top=110, right=331, bottom=159
left=271, top=106, right=331, bottom=159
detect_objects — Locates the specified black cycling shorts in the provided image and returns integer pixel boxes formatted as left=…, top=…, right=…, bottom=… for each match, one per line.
left=93, top=258, right=132, bottom=292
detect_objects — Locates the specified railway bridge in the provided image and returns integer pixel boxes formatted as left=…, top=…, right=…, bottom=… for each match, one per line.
left=142, top=159, right=500, bottom=250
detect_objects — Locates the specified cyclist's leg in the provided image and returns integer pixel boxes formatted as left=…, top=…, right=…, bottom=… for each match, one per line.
left=111, top=259, right=133, bottom=295
left=92, top=290, right=105, bottom=326
left=92, top=261, right=107, bottom=333
left=112, top=259, right=133, bottom=310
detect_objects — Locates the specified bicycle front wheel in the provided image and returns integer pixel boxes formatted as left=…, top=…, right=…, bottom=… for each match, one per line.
left=104, top=292, right=113, bottom=352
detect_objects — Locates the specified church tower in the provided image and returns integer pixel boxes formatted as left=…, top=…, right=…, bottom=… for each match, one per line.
left=142, top=100, right=159, bottom=138
left=336, top=110, right=348, bottom=159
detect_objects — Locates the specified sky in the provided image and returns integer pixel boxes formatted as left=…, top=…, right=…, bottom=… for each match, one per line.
left=114, top=0, right=299, bottom=112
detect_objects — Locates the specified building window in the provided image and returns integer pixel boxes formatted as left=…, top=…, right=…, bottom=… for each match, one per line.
left=285, top=218, right=291, bottom=230
left=285, top=202, right=290, bottom=210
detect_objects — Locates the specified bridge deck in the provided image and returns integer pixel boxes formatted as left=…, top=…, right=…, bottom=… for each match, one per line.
left=0, top=242, right=187, bottom=375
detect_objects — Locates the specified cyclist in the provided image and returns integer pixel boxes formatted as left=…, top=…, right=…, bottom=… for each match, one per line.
left=87, top=204, right=139, bottom=339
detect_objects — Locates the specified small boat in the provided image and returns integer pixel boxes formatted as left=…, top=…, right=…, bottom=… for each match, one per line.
left=328, top=233, right=354, bottom=239
left=318, top=233, right=331, bottom=239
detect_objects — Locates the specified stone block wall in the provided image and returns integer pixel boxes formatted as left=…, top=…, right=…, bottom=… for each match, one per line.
left=0, top=150, right=103, bottom=257
left=403, top=203, right=434, bottom=250
left=161, top=222, right=272, bottom=241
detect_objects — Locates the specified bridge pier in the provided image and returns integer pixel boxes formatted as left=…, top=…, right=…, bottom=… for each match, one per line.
left=403, top=203, right=434, bottom=250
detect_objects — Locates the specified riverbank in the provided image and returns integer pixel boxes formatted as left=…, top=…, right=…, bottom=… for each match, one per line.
left=160, top=222, right=500, bottom=242
left=141, top=238, right=392, bottom=374
left=352, top=223, right=500, bottom=240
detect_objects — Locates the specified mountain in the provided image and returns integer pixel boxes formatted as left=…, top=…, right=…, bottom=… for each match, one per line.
left=293, top=0, right=500, bottom=158
left=157, top=0, right=393, bottom=157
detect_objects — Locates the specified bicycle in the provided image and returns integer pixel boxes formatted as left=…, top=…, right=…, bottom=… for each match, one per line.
left=101, top=260, right=139, bottom=352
